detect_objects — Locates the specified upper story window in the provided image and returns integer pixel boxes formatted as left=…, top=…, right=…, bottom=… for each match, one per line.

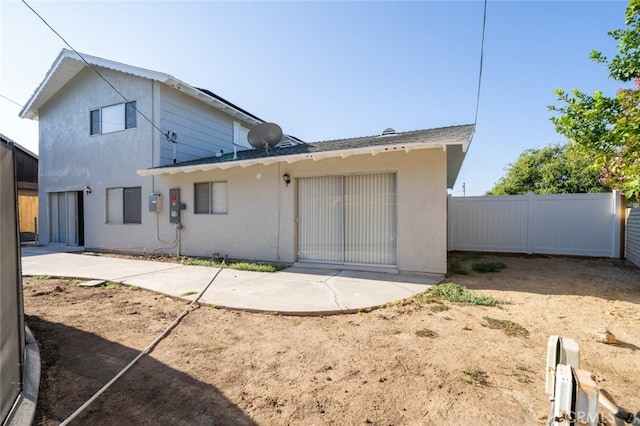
left=90, top=101, right=137, bottom=135
left=233, top=121, right=251, bottom=149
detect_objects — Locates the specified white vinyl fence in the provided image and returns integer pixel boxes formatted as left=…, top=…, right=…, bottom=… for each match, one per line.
left=448, top=192, right=625, bottom=258
left=626, top=208, right=640, bottom=267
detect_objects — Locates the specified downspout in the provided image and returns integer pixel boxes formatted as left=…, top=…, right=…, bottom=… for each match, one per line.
left=151, top=80, right=155, bottom=195
left=277, top=162, right=281, bottom=261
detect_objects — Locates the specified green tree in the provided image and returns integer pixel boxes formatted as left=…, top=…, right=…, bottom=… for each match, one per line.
left=549, top=0, right=640, bottom=201
left=487, top=143, right=610, bottom=196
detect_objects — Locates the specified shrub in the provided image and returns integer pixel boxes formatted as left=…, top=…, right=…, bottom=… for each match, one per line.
left=448, top=258, right=470, bottom=275
left=425, top=282, right=504, bottom=306
left=472, top=262, right=507, bottom=273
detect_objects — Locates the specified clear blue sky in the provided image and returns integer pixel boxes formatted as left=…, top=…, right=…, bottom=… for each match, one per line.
left=0, top=0, right=630, bottom=195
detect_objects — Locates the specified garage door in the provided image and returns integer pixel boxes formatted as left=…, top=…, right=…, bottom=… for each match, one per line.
left=298, top=173, right=397, bottom=265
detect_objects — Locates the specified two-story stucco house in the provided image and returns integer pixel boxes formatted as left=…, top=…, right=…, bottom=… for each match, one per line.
left=20, top=49, right=473, bottom=275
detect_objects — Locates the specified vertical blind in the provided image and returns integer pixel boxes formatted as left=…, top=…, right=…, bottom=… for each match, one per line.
left=66, top=192, right=77, bottom=244
left=344, top=173, right=397, bottom=265
left=298, top=173, right=396, bottom=265
left=298, top=176, right=343, bottom=262
left=50, top=191, right=79, bottom=244
left=49, top=192, right=69, bottom=243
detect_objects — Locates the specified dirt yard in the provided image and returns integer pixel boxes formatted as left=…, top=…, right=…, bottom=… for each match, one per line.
left=23, top=255, right=640, bottom=425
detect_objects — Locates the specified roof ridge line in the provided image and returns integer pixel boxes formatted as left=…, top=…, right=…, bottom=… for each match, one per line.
left=308, top=123, right=475, bottom=145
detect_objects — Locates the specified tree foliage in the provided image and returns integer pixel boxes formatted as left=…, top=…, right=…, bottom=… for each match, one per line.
left=487, top=143, right=609, bottom=196
left=549, top=0, right=640, bottom=201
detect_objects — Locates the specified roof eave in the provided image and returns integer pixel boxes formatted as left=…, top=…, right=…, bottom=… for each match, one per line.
left=445, top=128, right=474, bottom=189
left=19, top=49, right=263, bottom=127
left=137, top=138, right=468, bottom=177
left=19, top=49, right=70, bottom=120
left=0, top=133, right=39, bottom=159
left=18, top=49, right=170, bottom=120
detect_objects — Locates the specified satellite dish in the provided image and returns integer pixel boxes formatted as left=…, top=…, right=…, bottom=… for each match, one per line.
left=248, top=122, right=283, bottom=155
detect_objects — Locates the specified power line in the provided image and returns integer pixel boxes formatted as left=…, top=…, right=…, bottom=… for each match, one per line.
left=20, top=0, right=170, bottom=141
left=0, top=94, right=24, bottom=108
left=474, top=0, right=488, bottom=125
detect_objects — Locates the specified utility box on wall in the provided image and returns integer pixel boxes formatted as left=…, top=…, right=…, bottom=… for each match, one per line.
left=149, top=193, right=161, bottom=213
left=169, top=188, right=185, bottom=224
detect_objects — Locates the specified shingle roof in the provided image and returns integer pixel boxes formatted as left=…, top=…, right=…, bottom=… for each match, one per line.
left=140, top=124, right=475, bottom=188
left=162, top=124, right=475, bottom=168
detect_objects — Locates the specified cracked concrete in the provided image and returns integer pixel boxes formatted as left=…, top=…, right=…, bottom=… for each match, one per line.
left=22, top=247, right=442, bottom=314
left=320, top=271, right=344, bottom=310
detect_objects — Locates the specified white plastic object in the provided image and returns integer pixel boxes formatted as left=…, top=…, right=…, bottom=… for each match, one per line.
left=551, top=365, right=599, bottom=426
left=546, top=335, right=580, bottom=395
left=552, top=364, right=575, bottom=425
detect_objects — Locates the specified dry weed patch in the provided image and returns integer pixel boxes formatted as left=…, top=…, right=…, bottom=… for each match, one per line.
left=483, top=316, right=529, bottom=337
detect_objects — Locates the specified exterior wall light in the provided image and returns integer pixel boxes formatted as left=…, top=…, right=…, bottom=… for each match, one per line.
left=84, top=186, right=92, bottom=194
left=282, top=173, right=291, bottom=187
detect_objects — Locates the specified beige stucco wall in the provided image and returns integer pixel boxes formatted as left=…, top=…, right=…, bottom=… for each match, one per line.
left=36, top=65, right=449, bottom=274
left=153, top=147, right=448, bottom=274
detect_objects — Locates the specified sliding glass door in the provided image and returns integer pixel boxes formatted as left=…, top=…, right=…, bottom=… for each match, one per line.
left=298, top=173, right=397, bottom=266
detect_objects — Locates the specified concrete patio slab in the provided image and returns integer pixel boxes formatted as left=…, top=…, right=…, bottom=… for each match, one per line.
left=21, top=246, right=442, bottom=314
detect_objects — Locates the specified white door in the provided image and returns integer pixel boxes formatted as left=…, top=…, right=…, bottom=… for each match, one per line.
left=298, top=173, right=397, bottom=266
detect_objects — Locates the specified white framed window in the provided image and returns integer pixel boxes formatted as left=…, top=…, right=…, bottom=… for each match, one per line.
left=194, top=181, right=228, bottom=214
left=233, top=121, right=251, bottom=149
left=91, top=101, right=137, bottom=135
left=106, top=186, right=141, bottom=224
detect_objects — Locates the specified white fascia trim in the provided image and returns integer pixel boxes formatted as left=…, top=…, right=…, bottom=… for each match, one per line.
left=70, top=50, right=169, bottom=81
left=19, top=50, right=70, bottom=119
left=137, top=139, right=466, bottom=177
left=464, top=127, right=476, bottom=153
left=20, top=49, right=168, bottom=120
left=20, top=49, right=262, bottom=128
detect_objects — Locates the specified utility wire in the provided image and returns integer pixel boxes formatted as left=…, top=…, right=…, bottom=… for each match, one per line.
left=20, top=0, right=170, bottom=141
left=59, top=263, right=226, bottom=426
left=20, top=0, right=293, bottom=154
left=0, top=94, right=24, bottom=108
left=474, top=0, right=488, bottom=125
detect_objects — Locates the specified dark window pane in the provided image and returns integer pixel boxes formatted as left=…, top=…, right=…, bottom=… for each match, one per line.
left=194, top=182, right=210, bottom=214
left=90, top=109, right=101, bottom=135
left=123, top=187, right=141, bottom=224
left=125, top=101, right=137, bottom=129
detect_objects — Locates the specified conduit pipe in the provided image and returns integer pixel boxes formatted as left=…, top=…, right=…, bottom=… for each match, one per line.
left=59, top=263, right=225, bottom=425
